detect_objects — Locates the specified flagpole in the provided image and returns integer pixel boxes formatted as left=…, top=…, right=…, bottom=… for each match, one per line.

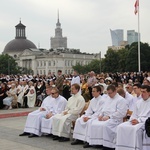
left=137, top=0, right=141, bottom=72
left=99, top=51, right=101, bottom=73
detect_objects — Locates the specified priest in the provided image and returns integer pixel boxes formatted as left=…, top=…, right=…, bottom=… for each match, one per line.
left=71, top=85, right=105, bottom=148
left=19, top=86, right=67, bottom=138
left=88, top=85, right=127, bottom=150
left=52, top=83, right=85, bottom=142
left=116, top=85, right=150, bottom=150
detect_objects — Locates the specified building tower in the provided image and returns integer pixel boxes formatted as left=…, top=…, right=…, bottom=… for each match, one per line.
left=127, top=30, right=139, bottom=45
left=110, top=29, right=124, bottom=46
left=3, top=20, right=37, bottom=58
left=51, top=11, right=67, bottom=49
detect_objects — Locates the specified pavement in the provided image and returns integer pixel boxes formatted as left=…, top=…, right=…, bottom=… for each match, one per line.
left=0, top=108, right=102, bottom=150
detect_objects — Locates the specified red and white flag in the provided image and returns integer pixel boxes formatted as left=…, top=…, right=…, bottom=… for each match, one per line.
left=134, top=0, right=139, bottom=15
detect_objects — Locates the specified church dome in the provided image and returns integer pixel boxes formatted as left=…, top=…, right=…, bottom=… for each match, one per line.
left=4, top=38, right=37, bottom=53
left=3, top=21, right=37, bottom=53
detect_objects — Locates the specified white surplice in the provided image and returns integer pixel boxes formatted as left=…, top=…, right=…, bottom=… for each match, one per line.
left=129, top=95, right=142, bottom=111
left=143, top=130, right=150, bottom=150
left=73, top=95, right=105, bottom=142
left=88, top=93, right=127, bottom=148
left=24, top=95, right=55, bottom=136
left=125, top=91, right=134, bottom=110
left=52, top=93, right=85, bottom=138
left=41, top=95, right=67, bottom=134
left=116, top=97, right=150, bottom=150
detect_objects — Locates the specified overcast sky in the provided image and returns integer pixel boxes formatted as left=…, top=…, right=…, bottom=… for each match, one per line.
left=0, top=0, right=149, bottom=57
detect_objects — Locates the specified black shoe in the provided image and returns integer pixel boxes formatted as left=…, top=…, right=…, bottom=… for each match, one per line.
left=59, top=137, right=70, bottom=142
left=93, top=145, right=103, bottom=148
left=103, top=146, right=115, bottom=150
left=19, top=132, right=30, bottom=136
left=46, top=134, right=53, bottom=137
left=28, top=134, right=39, bottom=138
left=83, top=142, right=92, bottom=148
left=71, top=139, right=83, bottom=145
left=53, top=135, right=59, bottom=140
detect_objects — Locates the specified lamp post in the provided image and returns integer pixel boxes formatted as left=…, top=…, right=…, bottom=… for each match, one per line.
left=8, top=58, right=10, bottom=75
left=99, top=51, right=101, bottom=73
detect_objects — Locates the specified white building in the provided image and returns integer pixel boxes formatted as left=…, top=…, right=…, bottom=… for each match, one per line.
left=3, top=17, right=97, bottom=75
left=17, top=48, right=96, bottom=75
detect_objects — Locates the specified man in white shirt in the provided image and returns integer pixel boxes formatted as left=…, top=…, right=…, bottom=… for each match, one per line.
left=116, top=85, right=150, bottom=150
left=129, top=83, right=142, bottom=111
left=19, top=86, right=66, bottom=138
left=71, top=70, right=81, bottom=94
left=52, top=83, right=85, bottom=142
left=41, top=87, right=67, bottom=135
left=88, top=85, right=127, bottom=150
left=71, top=70, right=80, bottom=86
left=71, top=85, right=105, bottom=148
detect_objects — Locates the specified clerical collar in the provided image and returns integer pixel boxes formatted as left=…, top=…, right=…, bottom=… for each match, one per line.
left=55, top=95, right=60, bottom=100
left=73, top=92, right=79, bottom=97
left=95, top=94, right=101, bottom=100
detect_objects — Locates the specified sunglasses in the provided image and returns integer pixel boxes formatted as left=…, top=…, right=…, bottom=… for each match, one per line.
left=51, top=92, right=57, bottom=95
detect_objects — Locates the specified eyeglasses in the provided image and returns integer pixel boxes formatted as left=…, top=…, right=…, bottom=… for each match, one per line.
left=51, top=92, right=57, bottom=95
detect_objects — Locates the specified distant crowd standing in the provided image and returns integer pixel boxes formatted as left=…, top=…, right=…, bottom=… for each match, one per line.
left=0, top=70, right=150, bottom=150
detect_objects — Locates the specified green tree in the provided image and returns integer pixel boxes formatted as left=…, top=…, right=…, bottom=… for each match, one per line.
left=103, top=49, right=119, bottom=72
left=117, top=48, right=129, bottom=72
left=125, top=42, right=150, bottom=71
left=72, top=59, right=102, bottom=74
left=72, top=63, right=85, bottom=74
left=0, top=54, right=21, bottom=74
left=86, top=59, right=101, bottom=73
left=72, top=42, right=150, bottom=73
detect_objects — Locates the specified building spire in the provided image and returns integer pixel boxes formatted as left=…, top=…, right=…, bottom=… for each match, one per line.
left=56, top=9, right=61, bottom=27
left=58, top=9, right=59, bottom=23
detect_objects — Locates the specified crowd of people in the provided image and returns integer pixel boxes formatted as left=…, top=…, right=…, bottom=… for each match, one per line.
left=0, top=70, right=150, bottom=150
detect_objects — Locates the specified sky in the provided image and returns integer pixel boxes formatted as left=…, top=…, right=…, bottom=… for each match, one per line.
left=0, top=0, right=149, bottom=57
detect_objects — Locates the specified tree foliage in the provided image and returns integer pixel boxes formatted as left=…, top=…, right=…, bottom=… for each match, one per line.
left=72, top=42, right=150, bottom=73
left=0, top=54, right=21, bottom=75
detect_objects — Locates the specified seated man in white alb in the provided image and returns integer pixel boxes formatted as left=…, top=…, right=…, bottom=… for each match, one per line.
left=52, top=83, right=85, bottom=142
left=41, top=87, right=67, bottom=135
left=129, top=83, right=142, bottom=111
left=88, top=85, right=127, bottom=150
left=71, top=85, right=105, bottom=148
left=116, top=85, right=150, bottom=150
left=19, top=86, right=66, bottom=138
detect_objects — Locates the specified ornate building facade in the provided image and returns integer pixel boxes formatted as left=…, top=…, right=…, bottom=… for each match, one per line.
left=17, top=48, right=96, bottom=75
left=3, top=16, right=98, bottom=75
